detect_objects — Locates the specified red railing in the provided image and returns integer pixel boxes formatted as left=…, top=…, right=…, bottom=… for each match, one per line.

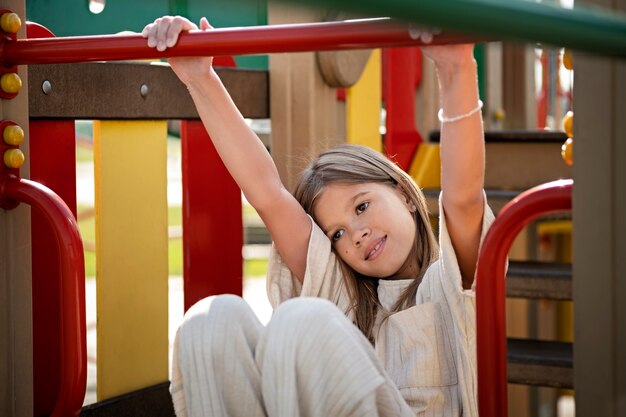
left=475, top=179, right=573, bottom=417
left=1, top=18, right=480, bottom=66
left=0, top=176, right=86, bottom=417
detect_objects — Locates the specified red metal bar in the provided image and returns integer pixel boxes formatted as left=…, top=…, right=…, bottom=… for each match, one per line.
left=475, top=179, right=573, bottom=417
left=1, top=18, right=482, bottom=66
left=0, top=176, right=86, bottom=417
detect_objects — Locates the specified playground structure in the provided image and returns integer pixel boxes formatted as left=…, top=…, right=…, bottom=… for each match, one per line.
left=0, top=0, right=625, bottom=416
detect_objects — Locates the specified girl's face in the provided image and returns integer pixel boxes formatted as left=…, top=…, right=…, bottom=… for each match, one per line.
left=313, top=182, right=418, bottom=280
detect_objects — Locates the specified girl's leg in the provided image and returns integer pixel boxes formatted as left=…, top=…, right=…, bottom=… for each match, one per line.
left=256, top=297, right=413, bottom=417
left=171, top=294, right=266, bottom=417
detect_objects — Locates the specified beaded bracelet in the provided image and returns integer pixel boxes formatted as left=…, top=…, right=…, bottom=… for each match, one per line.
left=438, top=100, right=483, bottom=123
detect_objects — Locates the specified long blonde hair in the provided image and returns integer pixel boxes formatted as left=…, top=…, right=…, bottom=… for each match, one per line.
left=293, top=144, right=438, bottom=342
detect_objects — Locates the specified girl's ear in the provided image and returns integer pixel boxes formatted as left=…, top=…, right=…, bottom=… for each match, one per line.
left=395, top=185, right=417, bottom=212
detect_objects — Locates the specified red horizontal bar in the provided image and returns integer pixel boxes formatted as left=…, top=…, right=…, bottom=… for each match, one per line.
left=475, top=179, right=573, bottom=417
left=0, top=176, right=86, bottom=417
left=2, top=18, right=481, bottom=66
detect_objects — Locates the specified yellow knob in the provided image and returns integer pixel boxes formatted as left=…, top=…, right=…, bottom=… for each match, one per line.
left=4, top=148, right=24, bottom=169
left=561, top=137, right=573, bottom=166
left=1, top=73, right=22, bottom=94
left=562, top=49, right=573, bottom=70
left=562, top=110, right=573, bottom=138
left=493, top=108, right=506, bottom=122
left=0, top=13, right=21, bottom=34
left=3, top=124, right=24, bottom=145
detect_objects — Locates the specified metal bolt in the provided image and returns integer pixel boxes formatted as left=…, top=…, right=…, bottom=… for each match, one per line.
left=42, top=80, right=52, bottom=95
left=140, top=84, right=149, bottom=97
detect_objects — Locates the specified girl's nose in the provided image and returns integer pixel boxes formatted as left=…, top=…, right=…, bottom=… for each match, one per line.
left=353, top=227, right=369, bottom=247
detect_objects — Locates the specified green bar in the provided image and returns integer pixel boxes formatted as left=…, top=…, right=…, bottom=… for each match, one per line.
left=279, top=0, right=626, bottom=58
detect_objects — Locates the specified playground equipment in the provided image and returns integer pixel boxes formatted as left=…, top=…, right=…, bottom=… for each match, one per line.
left=1, top=0, right=625, bottom=415
left=475, top=179, right=573, bottom=417
left=2, top=18, right=480, bottom=65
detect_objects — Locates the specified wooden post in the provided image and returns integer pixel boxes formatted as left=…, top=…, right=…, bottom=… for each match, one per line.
left=573, top=0, right=626, bottom=411
left=268, top=2, right=343, bottom=189
left=502, top=43, right=536, bottom=129
left=0, top=1, right=32, bottom=415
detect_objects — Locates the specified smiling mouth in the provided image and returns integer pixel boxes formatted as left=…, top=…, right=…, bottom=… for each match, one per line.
left=365, top=236, right=387, bottom=261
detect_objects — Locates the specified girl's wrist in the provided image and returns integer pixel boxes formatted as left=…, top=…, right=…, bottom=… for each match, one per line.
left=436, top=58, right=477, bottom=88
left=185, top=68, right=220, bottom=93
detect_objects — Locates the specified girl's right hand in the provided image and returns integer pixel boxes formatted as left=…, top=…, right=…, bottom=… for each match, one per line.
left=142, top=16, right=215, bottom=86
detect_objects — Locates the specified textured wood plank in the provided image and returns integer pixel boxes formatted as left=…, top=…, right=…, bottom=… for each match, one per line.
left=28, top=62, right=268, bottom=119
left=81, top=382, right=174, bottom=417
left=506, top=261, right=572, bottom=300
left=507, top=338, right=573, bottom=388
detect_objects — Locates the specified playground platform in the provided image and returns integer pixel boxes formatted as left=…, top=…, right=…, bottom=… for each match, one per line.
left=83, top=274, right=272, bottom=405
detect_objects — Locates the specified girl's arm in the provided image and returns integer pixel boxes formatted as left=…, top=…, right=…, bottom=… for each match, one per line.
left=425, top=45, right=485, bottom=289
left=143, top=16, right=310, bottom=281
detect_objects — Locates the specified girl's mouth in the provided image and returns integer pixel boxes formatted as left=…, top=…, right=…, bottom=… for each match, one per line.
left=365, top=236, right=387, bottom=261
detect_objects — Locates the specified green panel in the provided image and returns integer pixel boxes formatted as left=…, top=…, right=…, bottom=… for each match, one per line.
left=474, top=43, right=485, bottom=104
left=26, top=0, right=171, bottom=36
left=26, top=0, right=268, bottom=68
left=186, top=0, right=268, bottom=69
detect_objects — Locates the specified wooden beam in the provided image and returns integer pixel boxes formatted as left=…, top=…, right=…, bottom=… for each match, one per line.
left=28, top=63, right=268, bottom=120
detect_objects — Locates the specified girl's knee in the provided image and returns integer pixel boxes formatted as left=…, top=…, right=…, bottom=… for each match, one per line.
left=184, top=294, right=253, bottom=325
left=266, top=297, right=352, bottom=343
left=271, top=297, right=342, bottom=325
left=179, top=294, right=260, bottom=350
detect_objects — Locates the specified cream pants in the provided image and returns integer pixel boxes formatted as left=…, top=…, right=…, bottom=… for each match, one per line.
left=170, top=295, right=414, bottom=417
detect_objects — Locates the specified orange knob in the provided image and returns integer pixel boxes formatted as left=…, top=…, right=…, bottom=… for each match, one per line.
left=562, top=111, right=573, bottom=138
left=562, top=49, right=573, bottom=70
left=0, top=12, right=21, bottom=34
left=493, top=108, right=506, bottom=122
left=561, top=137, right=573, bottom=166
left=0, top=73, right=22, bottom=94
left=3, top=124, right=24, bottom=145
left=4, top=148, right=24, bottom=169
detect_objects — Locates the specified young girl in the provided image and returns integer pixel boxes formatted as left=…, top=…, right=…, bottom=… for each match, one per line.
left=144, top=16, right=492, bottom=417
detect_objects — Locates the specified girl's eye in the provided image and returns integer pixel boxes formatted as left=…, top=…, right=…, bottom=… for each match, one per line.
left=356, top=202, right=369, bottom=214
left=332, top=229, right=344, bottom=242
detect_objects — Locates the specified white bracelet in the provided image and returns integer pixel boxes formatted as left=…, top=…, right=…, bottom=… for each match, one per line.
left=438, top=100, right=483, bottom=123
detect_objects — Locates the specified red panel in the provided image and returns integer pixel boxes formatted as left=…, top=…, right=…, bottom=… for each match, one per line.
left=181, top=120, right=243, bottom=311
left=29, top=120, right=81, bottom=416
left=383, top=47, right=423, bottom=171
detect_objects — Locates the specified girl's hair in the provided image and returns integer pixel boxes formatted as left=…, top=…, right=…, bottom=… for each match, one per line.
left=293, top=144, right=439, bottom=342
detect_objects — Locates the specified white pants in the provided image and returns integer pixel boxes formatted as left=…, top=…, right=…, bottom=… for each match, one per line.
left=170, top=295, right=414, bottom=417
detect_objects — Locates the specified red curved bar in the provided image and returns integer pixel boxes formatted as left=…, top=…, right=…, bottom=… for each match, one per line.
left=0, top=177, right=86, bottom=417
left=1, top=18, right=481, bottom=66
left=475, top=179, right=573, bottom=417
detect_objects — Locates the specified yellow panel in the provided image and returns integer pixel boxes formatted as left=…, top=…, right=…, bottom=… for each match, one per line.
left=94, top=120, right=169, bottom=400
left=536, top=219, right=572, bottom=235
left=408, top=143, right=441, bottom=189
left=346, top=49, right=382, bottom=152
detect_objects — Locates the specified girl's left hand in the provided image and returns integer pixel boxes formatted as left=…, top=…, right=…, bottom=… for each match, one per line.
left=409, top=26, right=475, bottom=70
left=142, top=16, right=215, bottom=87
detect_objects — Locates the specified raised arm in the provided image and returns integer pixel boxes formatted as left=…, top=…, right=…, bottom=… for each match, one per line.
left=143, top=16, right=310, bottom=281
left=425, top=44, right=485, bottom=289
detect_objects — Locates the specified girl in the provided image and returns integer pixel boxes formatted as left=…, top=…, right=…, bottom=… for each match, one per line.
left=144, top=15, right=492, bottom=417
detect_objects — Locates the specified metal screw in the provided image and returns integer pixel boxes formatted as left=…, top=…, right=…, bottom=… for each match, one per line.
left=140, top=84, right=149, bottom=97
left=42, top=80, right=52, bottom=95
